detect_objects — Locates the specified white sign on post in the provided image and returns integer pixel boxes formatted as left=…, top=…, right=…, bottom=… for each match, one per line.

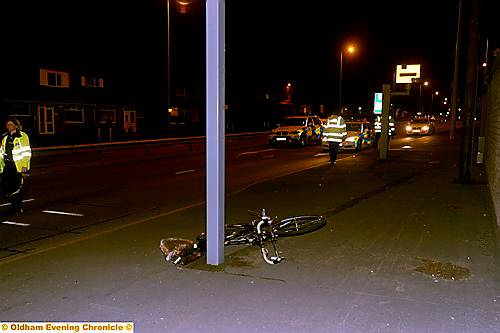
left=373, top=92, right=383, bottom=114
left=396, top=64, right=421, bottom=84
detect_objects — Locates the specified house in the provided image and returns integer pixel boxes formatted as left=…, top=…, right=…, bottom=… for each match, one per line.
left=1, top=66, right=142, bottom=146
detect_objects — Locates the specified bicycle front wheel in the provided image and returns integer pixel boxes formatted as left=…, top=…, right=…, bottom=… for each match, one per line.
left=273, top=215, right=327, bottom=237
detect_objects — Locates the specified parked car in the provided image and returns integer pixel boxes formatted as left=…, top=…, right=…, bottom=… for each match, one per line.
left=321, top=120, right=373, bottom=151
left=405, top=117, right=435, bottom=135
left=269, top=115, right=323, bottom=147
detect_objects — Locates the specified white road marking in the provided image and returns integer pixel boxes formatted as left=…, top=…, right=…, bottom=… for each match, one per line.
left=314, top=153, right=330, bottom=157
left=402, top=145, right=412, bottom=149
left=175, top=169, right=196, bottom=175
left=2, top=221, right=30, bottom=227
left=42, top=210, right=84, bottom=217
left=0, top=198, right=35, bottom=207
left=237, top=149, right=276, bottom=156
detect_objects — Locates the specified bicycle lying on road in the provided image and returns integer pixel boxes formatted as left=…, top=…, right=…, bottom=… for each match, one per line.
left=160, top=209, right=327, bottom=265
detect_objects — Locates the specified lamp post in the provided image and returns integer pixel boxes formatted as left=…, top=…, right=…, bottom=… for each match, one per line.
left=339, top=45, right=355, bottom=113
left=418, top=81, right=429, bottom=114
left=431, top=91, right=439, bottom=115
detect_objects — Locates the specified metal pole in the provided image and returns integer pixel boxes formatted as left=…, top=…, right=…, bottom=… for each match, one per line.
left=379, top=84, right=391, bottom=160
left=339, top=51, right=343, bottom=113
left=450, top=0, right=462, bottom=140
left=418, top=84, right=423, bottom=114
left=206, top=0, right=225, bottom=266
left=167, top=0, right=171, bottom=135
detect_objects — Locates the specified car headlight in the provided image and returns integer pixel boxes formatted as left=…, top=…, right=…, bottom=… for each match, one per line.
left=345, top=136, right=356, bottom=142
left=406, top=125, right=412, bottom=131
left=422, top=125, right=429, bottom=131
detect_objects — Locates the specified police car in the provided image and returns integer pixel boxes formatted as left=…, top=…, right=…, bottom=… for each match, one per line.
left=269, top=116, right=323, bottom=147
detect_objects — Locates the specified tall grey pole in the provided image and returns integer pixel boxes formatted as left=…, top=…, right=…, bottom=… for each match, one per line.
left=378, top=84, right=391, bottom=160
left=206, top=0, right=225, bottom=266
left=450, top=0, right=462, bottom=140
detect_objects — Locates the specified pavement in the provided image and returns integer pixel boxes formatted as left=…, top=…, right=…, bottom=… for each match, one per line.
left=1, top=130, right=500, bottom=333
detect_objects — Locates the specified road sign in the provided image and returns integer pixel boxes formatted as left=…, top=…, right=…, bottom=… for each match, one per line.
left=396, top=64, right=421, bottom=84
left=373, top=92, right=383, bottom=114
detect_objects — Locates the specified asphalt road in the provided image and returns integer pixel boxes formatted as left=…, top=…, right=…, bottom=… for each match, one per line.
left=0, top=129, right=449, bottom=261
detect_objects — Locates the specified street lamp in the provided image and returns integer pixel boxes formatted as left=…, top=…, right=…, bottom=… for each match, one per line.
left=339, top=44, right=356, bottom=113
left=431, top=91, right=440, bottom=115
left=418, top=81, right=430, bottom=114
left=166, top=0, right=192, bottom=134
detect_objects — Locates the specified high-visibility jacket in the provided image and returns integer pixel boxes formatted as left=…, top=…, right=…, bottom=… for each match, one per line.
left=323, top=115, right=347, bottom=144
left=374, top=115, right=395, bottom=136
left=0, top=130, right=31, bottom=173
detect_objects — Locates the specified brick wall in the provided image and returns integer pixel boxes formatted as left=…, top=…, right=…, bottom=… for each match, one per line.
left=485, top=57, right=500, bottom=226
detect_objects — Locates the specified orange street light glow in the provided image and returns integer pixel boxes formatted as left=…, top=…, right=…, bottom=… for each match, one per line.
left=424, top=81, right=429, bottom=86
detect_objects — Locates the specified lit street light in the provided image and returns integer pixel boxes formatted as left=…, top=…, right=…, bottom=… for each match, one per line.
left=418, top=80, right=430, bottom=114
left=339, top=44, right=356, bottom=113
left=431, top=91, right=440, bottom=115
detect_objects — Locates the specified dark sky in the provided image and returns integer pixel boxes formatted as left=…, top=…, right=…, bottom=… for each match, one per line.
left=3, top=0, right=497, bottom=109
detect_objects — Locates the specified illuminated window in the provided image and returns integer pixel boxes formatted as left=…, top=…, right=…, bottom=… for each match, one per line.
left=40, top=69, right=70, bottom=88
left=81, top=76, right=104, bottom=88
left=37, top=104, right=55, bottom=134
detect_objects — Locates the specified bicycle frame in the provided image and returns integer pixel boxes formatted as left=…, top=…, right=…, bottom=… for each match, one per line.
left=161, top=209, right=325, bottom=265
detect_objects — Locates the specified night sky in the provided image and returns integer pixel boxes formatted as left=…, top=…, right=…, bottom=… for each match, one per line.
left=3, top=0, right=497, bottom=110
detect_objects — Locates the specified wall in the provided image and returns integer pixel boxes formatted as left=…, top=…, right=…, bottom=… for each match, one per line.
left=485, top=57, right=500, bottom=227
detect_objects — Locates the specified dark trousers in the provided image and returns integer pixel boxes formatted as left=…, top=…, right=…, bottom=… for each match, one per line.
left=1, top=161, right=23, bottom=212
left=328, top=141, right=340, bottom=163
left=372, top=132, right=380, bottom=151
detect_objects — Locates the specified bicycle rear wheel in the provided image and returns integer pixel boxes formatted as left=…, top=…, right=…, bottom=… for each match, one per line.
left=273, top=215, right=327, bottom=237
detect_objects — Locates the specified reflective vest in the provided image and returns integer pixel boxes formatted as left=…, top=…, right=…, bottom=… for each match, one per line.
left=0, top=131, right=31, bottom=173
left=323, top=115, right=347, bottom=143
left=374, top=116, right=395, bottom=136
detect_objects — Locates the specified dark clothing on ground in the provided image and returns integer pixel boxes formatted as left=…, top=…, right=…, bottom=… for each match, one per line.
left=373, top=133, right=381, bottom=151
left=328, top=141, right=340, bottom=163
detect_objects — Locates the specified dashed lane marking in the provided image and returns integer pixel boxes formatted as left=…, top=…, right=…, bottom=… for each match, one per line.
left=0, top=198, right=35, bottom=207
left=2, top=221, right=31, bottom=227
left=237, top=149, right=276, bottom=156
left=175, top=169, right=196, bottom=175
left=42, top=210, right=84, bottom=217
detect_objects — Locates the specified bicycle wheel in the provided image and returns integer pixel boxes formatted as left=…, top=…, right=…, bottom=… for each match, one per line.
left=273, top=215, right=327, bottom=237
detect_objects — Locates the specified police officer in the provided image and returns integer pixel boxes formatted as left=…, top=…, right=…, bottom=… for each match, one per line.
left=323, top=114, right=347, bottom=164
left=0, top=118, right=31, bottom=214
left=373, top=115, right=395, bottom=151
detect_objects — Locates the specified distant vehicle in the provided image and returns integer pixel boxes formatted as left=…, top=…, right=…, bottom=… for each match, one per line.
left=268, top=115, right=323, bottom=147
left=405, top=117, right=435, bottom=135
left=322, top=120, right=373, bottom=151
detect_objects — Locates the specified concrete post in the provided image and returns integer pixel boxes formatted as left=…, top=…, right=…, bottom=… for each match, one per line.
left=379, top=84, right=391, bottom=160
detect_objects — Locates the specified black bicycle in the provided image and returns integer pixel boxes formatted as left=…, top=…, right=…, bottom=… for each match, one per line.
left=160, top=209, right=327, bottom=265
